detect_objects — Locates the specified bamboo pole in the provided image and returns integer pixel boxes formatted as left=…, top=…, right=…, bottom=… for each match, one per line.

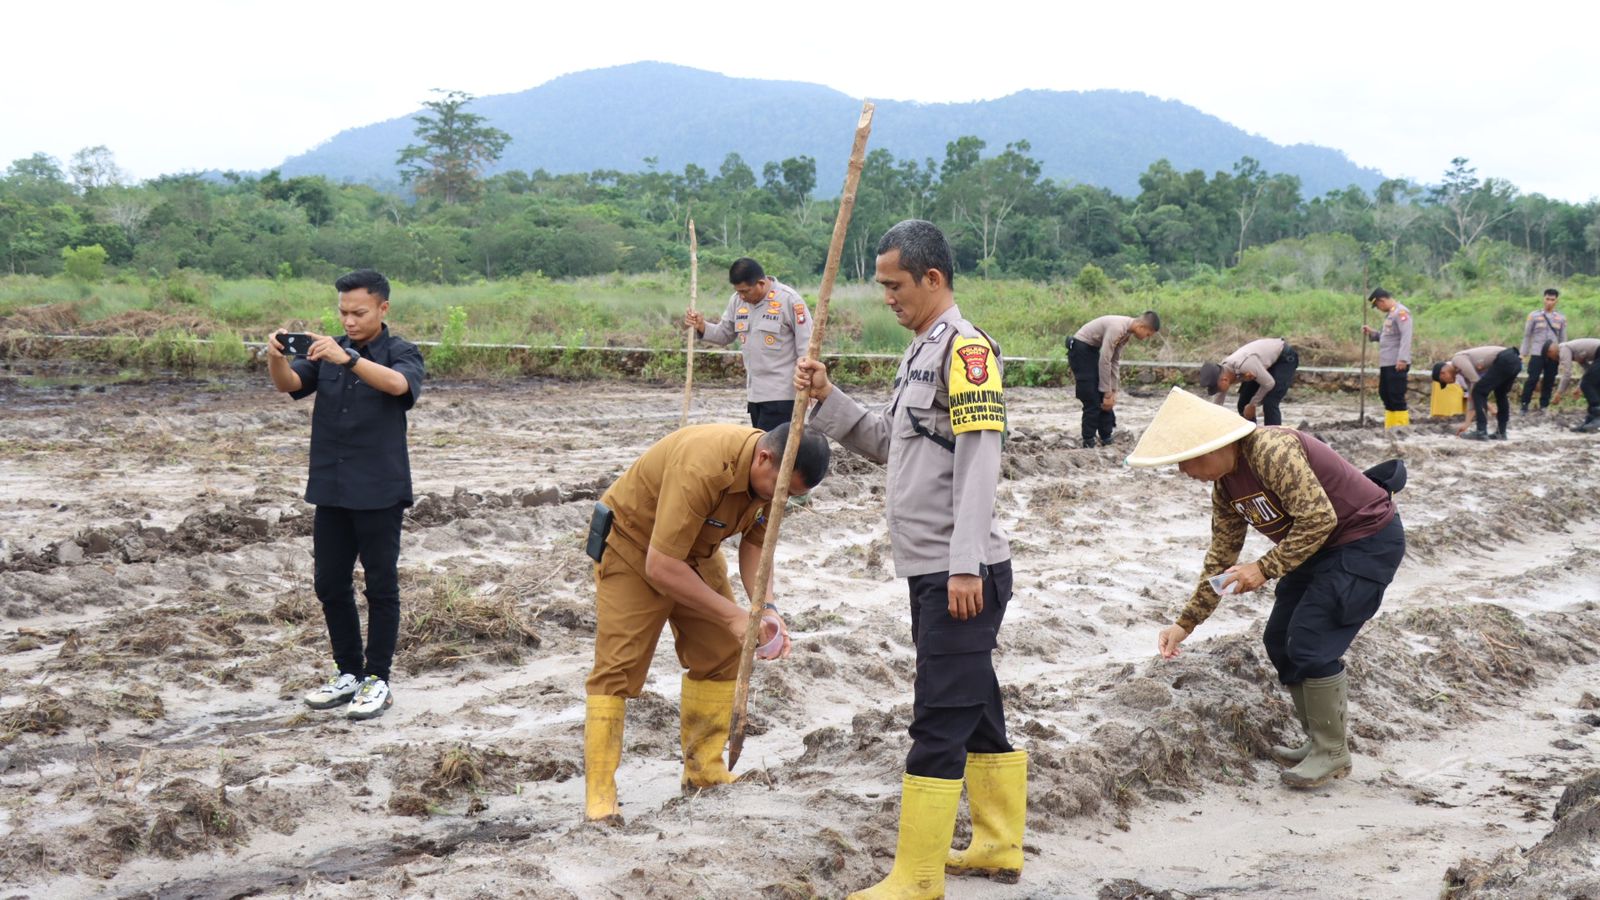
left=1359, top=257, right=1369, bottom=426
left=727, top=101, right=874, bottom=770
left=680, top=216, right=699, bottom=428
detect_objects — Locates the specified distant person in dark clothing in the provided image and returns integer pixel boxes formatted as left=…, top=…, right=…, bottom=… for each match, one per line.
left=266, top=269, right=424, bottom=721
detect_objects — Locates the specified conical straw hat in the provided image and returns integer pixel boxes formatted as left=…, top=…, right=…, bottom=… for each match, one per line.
left=1125, top=386, right=1256, bottom=467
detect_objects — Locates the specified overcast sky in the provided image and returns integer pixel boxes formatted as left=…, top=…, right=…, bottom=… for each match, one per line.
left=4, top=0, right=1595, bottom=201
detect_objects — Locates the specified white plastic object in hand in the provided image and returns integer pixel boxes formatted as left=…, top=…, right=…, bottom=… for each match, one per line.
left=1208, top=572, right=1240, bottom=595
left=755, top=615, right=783, bottom=659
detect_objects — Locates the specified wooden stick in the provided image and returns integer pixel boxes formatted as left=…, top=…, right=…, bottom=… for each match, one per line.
left=680, top=216, right=699, bottom=428
left=1359, top=257, right=1369, bottom=426
left=727, top=101, right=874, bottom=770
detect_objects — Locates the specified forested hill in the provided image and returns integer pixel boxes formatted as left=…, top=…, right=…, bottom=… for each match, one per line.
left=278, top=62, right=1384, bottom=198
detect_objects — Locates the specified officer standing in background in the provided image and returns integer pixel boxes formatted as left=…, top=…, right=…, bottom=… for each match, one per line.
left=795, top=219, right=1025, bottom=899
left=1361, top=288, right=1414, bottom=429
left=685, top=258, right=814, bottom=430
left=1519, top=288, right=1567, bottom=413
left=1549, top=337, right=1600, bottom=432
left=1066, top=310, right=1162, bottom=448
left=581, top=422, right=828, bottom=824
left=1199, top=337, right=1300, bottom=426
left=1433, top=345, right=1523, bottom=440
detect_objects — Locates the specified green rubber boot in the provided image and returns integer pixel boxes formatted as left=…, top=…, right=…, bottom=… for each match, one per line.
left=1281, top=671, right=1352, bottom=789
left=1270, top=683, right=1311, bottom=766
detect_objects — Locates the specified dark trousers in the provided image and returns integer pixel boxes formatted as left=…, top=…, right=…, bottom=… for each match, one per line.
left=1520, top=353, right=1558, bottom=410
left=905, top=561, right=1014, bottom=779
left=1068, top=338, right=1114, bottom=445
left=1583, top=364, right=1600, bottom=417
left=313, top=503, right=405, bottom=683
left=747, top=400, right=795, bottom=432
left=1264, top=516, right=1405, bottom=685
left=1236, top=346, right=1300, bottom=426
left=1471, top=349, right=1523, bottom=433
left=1378, top=365, right=1409, bottom=412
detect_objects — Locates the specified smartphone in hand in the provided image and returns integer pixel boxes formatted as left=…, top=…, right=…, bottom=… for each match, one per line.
left=279, top=333, right=313, bottom=357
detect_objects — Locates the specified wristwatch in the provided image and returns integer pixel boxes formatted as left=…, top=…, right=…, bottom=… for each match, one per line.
left=341, top=349, right=360, bottom=370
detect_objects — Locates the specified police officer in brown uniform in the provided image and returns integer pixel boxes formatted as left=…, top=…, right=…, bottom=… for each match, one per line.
left=795, top=220, right=1023, bottom=899
left=1549, top=338, right=1600, bottom=431
left=1067, top=311, right=1161, bottom=448
left=1199, top=337, right=1300, bottom=425
left=581, top=422, right=830, bottom=823
left=1432, top=345, right=1522, bottom=440
left=685, top=258, right=815, bottom=430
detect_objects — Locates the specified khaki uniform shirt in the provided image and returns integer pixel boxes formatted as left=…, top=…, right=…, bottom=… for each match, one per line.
left=810, top=305, right=1010, bottom=578
left=1520, top=308, right=1568, bottom=356
left=1211, top=338, right=1288, bottom=405
left=1449, top=346, right=1506, bottom=393
left=1366, top=303, right=1414, bottom=366
left=697, top=278, right=814, bottom=403
left=600, top=424, right=769, bottom=577
left=1556, top=338, right=1600, bottom=394
left=1072, top=315, right=1135, bottom=394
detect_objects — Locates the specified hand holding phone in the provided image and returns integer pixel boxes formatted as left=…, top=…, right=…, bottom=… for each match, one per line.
left=278, top=332, right=313, bottom=357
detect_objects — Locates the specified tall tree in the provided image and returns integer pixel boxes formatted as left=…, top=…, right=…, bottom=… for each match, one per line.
left=69, top=145, right=125, bottom=193
left=396, top=90, right=511, bottom=205
left=1429, top=157, right=1515, bottom=252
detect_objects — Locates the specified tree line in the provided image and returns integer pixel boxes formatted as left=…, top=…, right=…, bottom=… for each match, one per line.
left=4, top=91, right=1599, bottom=295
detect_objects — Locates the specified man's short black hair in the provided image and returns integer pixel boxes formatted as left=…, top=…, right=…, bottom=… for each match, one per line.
left=876, top=219, right=955, bottom=289
left=759, top=423, right=831, bottom=489
left=729, top=258, right=765, bottom=286
left=1141, top=310, right=1162, bottom=332
left=1431, top=361, right=1448, bottom=385
left=1544, top=287, right=1560, bottom=298
left=1368, top=287, right=1392, bottom=303
left=335, top=269, right=391, bottom=301
left=1197, top=362, right=1222, bottom=395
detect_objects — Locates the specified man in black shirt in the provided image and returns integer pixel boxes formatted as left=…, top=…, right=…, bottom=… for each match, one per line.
left=267, top=269, right=424, bottom=720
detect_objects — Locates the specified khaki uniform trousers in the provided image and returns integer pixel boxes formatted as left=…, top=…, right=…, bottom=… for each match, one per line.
left=585, top=548, right=742, bottom=697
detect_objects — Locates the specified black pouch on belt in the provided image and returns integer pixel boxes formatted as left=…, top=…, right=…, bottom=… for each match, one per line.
left=585, top=501, right=614, bottom=563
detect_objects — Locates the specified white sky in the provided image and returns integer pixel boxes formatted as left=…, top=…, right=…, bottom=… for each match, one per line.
left=4, top=0, right=1596, bottom=201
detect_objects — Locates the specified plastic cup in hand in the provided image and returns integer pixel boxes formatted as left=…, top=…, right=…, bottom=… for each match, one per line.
left=755, top=615, right=784, bottom=659
left=1208, top=572, right=1240, bottom=596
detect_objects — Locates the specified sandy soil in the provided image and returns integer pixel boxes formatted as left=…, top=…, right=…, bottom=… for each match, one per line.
left=1, top=367, right=1597, bottom=900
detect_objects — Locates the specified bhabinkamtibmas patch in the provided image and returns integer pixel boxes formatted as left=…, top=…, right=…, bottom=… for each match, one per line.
left=949, top=336, right=1005, bottom=434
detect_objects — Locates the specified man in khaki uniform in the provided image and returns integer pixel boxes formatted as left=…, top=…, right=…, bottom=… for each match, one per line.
left=1067, top=311, right=1161, bottom=448
left=582, top=422, right=831, bottom=823
left=1432, top=345, right=1522, bottom=440
left=1519, top=288, right=1567, bottom=413
left=796, top=219, right=1024, bottom=899
left=1361, top=288, right=1414, bottom=429
left=1549, top=338, right=1600, bottom=431
left=1199, top=338, right=1300, bottom=425
left=685, top=258, right=814, bottom=430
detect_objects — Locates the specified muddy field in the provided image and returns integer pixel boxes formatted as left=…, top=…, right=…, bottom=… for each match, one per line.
left=1, top=366, right=1598, bottom=900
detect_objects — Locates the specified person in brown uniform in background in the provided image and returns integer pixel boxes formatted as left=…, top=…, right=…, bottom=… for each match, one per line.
left=1066, top=311, right=1161, bottom=448
left=685, top=258, right=815, bottom=430
left=581, top=422, right=830, bottom=823
left=796, top=219, right=1023, bottom=899
left=1361, top=288, right=1415, bottom=429
left=1549, top=338, right=1600, bottom=432
left=1199, top=337, right=1300, bottom=425
left=1432, top=345, right=1523, bottom=440
left=1128, top=388, right=1406, bottom=789
left=1519, top=288, right=1567, bottom=414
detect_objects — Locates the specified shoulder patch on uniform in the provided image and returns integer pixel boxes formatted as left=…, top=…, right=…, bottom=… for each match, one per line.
left=929, top=321, right=949, bottom=341
left=793, top=302, right=806, bottom=325
left=949, top=336, right=1004, bottom=435
left=1398, top=311, right=1408, bottom=320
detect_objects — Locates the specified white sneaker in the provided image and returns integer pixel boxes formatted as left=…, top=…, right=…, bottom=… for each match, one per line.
left=304, top=673, right=361, bottom=709
left=346, top=676, right=393, bottom=720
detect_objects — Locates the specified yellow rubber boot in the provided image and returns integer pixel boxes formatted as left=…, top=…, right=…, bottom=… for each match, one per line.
left=1395, top=410, right=1411, bottom=427
left=1383, top=411, right=1397, bottom=429
left=680, top=675, right=738, bottom=787
left=947, top=751, right=1028, bottom=883
left=584, top=695, right=625, bottom=822
left=849, top=773, right=963, bottom=899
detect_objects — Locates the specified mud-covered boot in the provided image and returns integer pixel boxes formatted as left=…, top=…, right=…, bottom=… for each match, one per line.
left=947, top=751, right=1028, bottom=883
left=849, top=773, right=962, bottom=899
left=583, top=695, right=625, bottom=822
left=679, top=675, right=738, bottom=788
left=1281, top=671, right=1352, bottom=789
left=1270, top=683, right=1311, bottom=766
